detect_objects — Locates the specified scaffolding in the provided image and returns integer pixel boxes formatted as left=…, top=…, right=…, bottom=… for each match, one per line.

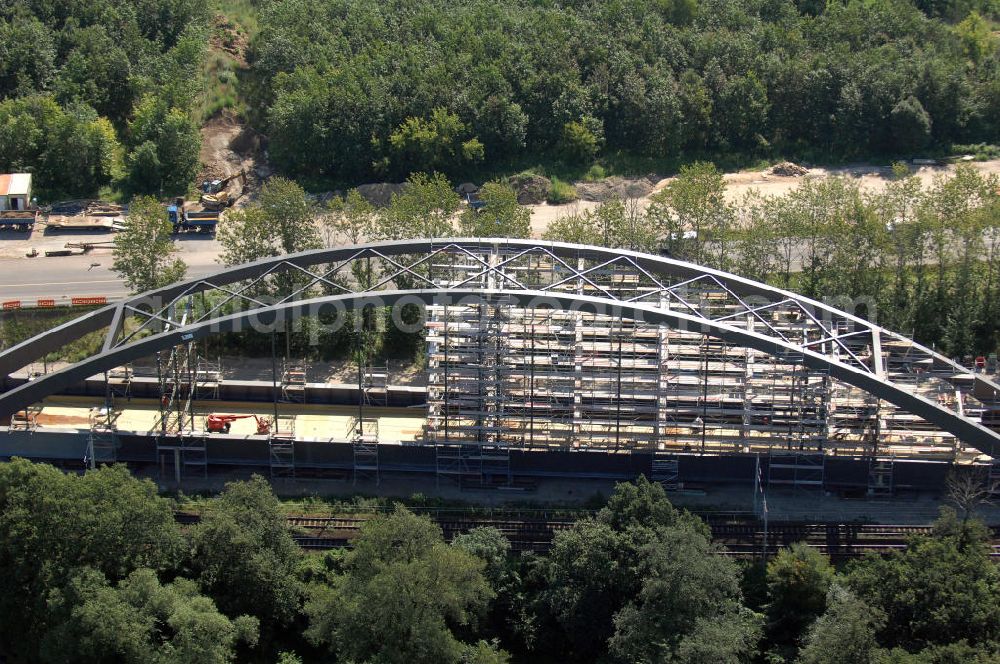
left=351, top=416, right=380, bottom=484
left=427, top=299, right=512, bottom=488
left=269, top=435, right=296, bottom=479
left=362, top=363, right=389, bottom=407
left=350, top=362, right=389, bottom=484
left=426, top=304, right=839, bottom=458
left=280, top=360, right=307, bottom=403
left=423, top=280, right=972, bottom=467
left=194, top=357, right=222, bottom=400
left=9, top=404, right=40, bottom=432
left=87, top=405, right=118, bottom=468
left=867, top=456, right=895, bottom=496
left=106, top=364, right=133, bottom=400
left=152, top=297, right=205, bottom=484
left=651, top=451, right=680, bottom=490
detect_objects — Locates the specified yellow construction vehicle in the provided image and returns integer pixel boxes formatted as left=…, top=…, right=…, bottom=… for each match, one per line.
left=199, top=169, right=247, bottom=210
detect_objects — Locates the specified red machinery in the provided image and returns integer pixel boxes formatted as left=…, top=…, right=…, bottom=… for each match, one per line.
left=206, top=413, right=271, bottom=435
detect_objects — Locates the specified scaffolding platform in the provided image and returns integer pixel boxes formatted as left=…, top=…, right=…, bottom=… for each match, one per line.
left=767, top=452, right=825, bottom=488
left=281, top=360, right=307, bottom=403
left=867, top=457, right=895, bottom=496
left=651, top=452, right=680, bottom=490
left=87, top=406, right=118, bottom=467
left=351, top=416, right=380, bottom=485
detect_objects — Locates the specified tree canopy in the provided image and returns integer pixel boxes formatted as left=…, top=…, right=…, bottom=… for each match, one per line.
left=249, top=0, right=1000, bottom=181
left=0, top=0, right=206, bottom=198
left=0, top=463, right=997, bottom=663
left=112, top=195, right=187, bottom=293
left=305, top=506, right=496, bottom=664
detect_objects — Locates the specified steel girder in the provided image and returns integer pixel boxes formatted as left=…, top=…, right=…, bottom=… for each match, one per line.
left=0, top=239, right=997, bottom=456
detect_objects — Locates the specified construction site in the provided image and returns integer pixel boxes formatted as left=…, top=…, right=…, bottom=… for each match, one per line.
left=1, top=239, right=999, bottom=502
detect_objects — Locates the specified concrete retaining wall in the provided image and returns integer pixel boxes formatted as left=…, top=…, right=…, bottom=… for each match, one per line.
left=0, top=428, right=960, bottom=494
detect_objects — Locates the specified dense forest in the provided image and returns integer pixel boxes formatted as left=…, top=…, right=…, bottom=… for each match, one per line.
left=0, top=0, right=206, bottom=198
left=1, top=460, right=998, bottom=663
left=2, top=0, right=999, bottom=194
left=250, top=0, right=1000, bottom=181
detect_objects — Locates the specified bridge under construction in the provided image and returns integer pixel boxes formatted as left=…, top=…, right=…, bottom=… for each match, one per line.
left=1, top=239, right=998, bottom=495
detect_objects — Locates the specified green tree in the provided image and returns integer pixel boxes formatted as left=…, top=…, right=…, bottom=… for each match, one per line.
left=459, top=181, right=532, bottom=238
left=595, top=196, right=660, bottom=252
left=0, top=16, right=56, bottom=97
left=112, top=195, right=187, bottom=293
left=258, top=176, right=323, bottom=255
left=323, top=188, right=375, bottom=246
left=534, top=477, right=760, bottom=661
left=731, top=191, right=780, bottom=282
left=715, top=73, right=769, bottom=150
left=0, top=95, right=120, bottom=198
left=389, top=107, right=484, bottom=174
left=955, top=12, right=995, bottom=65
left=42, top=568, right=259, bottom=664
left=305, top=506, right=494, bottom=664
left=452, top=527, right=522, bottom=643
left=218, top=177, right=321, bottom=266
left=797, top=585, right=884, bottom=664
left=374, top=172, right=461, bottom=241
left=0, top=460, right=183, bottom=659
left=216, top=205, right=275, bottom=267
left=890, top=96, right=932, bottom=153
left=846, top=508, right=1000, bottom=650
left=452, top=527, right=513, bottom=592
left=54, top=25, right=135, bottom=125
left=649, top=161, right=730, bottom=265
left=542, top=211, right=604, bottom=245
left=189, top=477, right=302, bottom=641
left=124, top=95, right=200, bottom=195
left=461, top=640, right=512, bottom=664
left=766, top=542, right=836, bottom=655
left=558, top=117, right=604, bottom=163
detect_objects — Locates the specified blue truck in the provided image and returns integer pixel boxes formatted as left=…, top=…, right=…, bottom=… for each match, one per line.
left=167, top=202, right=219, bottom=234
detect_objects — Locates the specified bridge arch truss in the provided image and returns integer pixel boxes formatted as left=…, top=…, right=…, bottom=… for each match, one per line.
left=1, top=239, right=998, bottom=460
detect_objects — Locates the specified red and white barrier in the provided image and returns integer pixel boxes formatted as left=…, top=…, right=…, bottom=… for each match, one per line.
left=0, top=295, right=110, bottom=310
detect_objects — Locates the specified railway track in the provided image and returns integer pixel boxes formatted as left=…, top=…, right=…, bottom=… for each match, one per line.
left=176, top=511, right=1000, bottom=558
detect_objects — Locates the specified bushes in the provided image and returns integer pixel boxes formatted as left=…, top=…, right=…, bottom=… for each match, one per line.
left=547, top=177, right=578, bottom=204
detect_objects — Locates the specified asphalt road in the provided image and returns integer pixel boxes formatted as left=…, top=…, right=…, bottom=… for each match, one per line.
left=0, top=242, right=222, bottom=303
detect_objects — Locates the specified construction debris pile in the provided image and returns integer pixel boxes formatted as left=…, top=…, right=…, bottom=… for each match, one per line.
left=768, top=162, right=810, bottom=177
left=46, top=201, right=125, bottom=230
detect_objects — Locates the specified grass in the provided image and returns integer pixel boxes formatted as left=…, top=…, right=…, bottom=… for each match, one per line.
left=547, top=176, right=578, bottom=204
left=210, top=0, right=258, bottom=35
left=0, top=307, right=105, bottom=365
left=197, top=0, right=259, bottom=122
left=950, top=143, right=1000, bottom=161
left=199, top=51, right=245, bottom=121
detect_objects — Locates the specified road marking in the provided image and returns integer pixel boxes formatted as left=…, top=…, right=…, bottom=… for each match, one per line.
left=0, top=279, right=121, bottom=288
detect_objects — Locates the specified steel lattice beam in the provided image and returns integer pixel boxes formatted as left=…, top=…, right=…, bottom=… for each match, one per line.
left=1, top=239, right=998, bottom=456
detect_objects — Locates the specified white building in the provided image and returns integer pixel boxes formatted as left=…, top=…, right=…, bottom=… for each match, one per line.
left=0, top=173, right=32, bottom=211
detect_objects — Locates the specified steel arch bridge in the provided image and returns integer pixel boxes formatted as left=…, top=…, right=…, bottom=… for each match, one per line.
left=1, top=238, right=998, bottom=459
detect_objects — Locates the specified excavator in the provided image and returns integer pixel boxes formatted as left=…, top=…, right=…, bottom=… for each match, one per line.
left=206, top=413, right=271, bottom=435
left=199, top=169, right=247, bottom=210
